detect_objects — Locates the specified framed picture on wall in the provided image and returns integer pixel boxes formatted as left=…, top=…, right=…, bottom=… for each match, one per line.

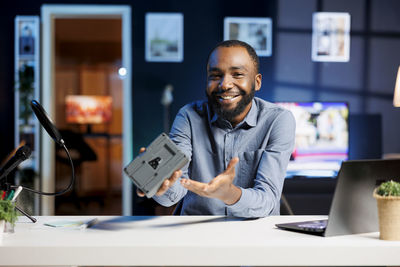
left=224, top=17, right=272, bottom=57
left=145, top=13, right=184, bottom=62
left=312, top=12, right=351, bottom=62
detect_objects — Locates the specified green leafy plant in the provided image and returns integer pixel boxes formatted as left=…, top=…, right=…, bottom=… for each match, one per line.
left=15, top=64, right=34, bottom=125
left=0, top=200, right=18, bottom=226
left=376, top=180, right=400, bottom=197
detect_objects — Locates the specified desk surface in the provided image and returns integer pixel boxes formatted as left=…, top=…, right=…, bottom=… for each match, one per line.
left=1, top=215, right=399, bottom=266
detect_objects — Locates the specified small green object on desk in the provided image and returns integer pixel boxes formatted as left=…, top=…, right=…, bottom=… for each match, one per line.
left=6, top=190, right=14, bottom=201
left=376, top=180, right=400, bottom=197
left=0, top=200, right=18, bottom=226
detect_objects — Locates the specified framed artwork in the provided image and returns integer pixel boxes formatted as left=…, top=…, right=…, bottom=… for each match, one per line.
left=312, top=12, right=351, bottom=62
left=145, top=13, right=184, bottom=62
left=224, top=17, right=272, bottom=57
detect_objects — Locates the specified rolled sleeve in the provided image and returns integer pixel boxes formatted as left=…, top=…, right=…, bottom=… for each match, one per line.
left=226, top=187, right=251, bottom=217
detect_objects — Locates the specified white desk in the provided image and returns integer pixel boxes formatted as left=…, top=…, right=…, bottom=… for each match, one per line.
left=0, top=215, right=399, bottom=266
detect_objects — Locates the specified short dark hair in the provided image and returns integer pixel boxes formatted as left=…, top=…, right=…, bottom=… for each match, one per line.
left=207, top=40, right=260, bottom=73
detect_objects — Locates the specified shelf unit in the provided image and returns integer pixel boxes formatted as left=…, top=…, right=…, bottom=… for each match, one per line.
left=14, top=16, right=40, bottom=215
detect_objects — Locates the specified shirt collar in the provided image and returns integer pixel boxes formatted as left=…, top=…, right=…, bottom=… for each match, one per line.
left=209, top=99, right=258, bottom=128
left=209, top=105, right=218, bottom=124
left=243, top=99, right=257, bottom=127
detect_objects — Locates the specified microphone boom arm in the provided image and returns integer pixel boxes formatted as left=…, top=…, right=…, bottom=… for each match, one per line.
left=11, top=142, right=75, bottom=196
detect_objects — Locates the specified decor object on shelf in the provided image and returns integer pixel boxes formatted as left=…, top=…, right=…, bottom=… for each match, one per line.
left=224, top=17, right=272, bottom=57
left=312, top=12, right=350, bottom=62
left=161, top=84, right=174, bottom=133
left=16, top=64, right=34, bottom=125
left=394, top=66, right=400, bottom=107
left=373, top=180, right=400, bottom=240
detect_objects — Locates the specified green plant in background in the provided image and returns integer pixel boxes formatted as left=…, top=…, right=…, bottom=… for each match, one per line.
left=376, top=180, right=400, bottom=197
left=16, top=64, right=34, bottom=125
left=0, top=200, right=18, bottom=226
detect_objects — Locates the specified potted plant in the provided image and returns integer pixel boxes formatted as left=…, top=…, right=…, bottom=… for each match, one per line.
left=0, top=199, right=18, bottom=235
left=373, top=180, right=400, bottom=240
left=16, top=64, right=34, bottom=126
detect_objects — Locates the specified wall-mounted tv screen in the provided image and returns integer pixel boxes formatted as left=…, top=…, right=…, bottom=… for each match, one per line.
left=275, top=102, right=349, bottom=178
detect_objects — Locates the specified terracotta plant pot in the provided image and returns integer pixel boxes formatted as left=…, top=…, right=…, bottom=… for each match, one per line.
left=374, top=189, right=400, bottom=240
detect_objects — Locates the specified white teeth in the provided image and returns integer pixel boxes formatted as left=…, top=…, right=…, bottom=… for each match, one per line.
left=220, top=95, right=236, bottom=100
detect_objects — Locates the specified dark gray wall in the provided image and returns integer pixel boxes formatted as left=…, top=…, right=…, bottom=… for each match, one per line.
left=275, top=0, right=400, bottom=155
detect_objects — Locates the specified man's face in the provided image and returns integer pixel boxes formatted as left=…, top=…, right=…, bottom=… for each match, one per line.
left=206, top=46, right=261, bottom=124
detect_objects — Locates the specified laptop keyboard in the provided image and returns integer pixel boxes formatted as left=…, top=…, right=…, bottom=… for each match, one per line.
left=298, top=220, right=328, bottom=229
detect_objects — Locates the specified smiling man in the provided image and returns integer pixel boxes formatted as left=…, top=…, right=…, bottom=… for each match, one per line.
left=145, top=40, right=295, bottom=218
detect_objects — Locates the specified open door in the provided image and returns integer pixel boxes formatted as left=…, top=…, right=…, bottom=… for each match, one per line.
left=41, top=5, right=132, bottom=215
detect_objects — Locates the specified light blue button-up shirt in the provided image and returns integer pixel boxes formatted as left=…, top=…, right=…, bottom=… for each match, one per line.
left=153, top=97, right=296, bottom=218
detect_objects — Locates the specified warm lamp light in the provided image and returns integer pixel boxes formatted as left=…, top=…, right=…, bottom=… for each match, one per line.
left=65, top=95, right=112, bottom=125
left=394, top=66, right=400, bottom=107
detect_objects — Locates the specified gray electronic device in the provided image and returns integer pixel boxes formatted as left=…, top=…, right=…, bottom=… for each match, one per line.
left=124, top=133, right=189, bottom=198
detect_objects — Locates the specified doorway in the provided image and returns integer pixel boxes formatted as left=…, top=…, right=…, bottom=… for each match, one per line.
left=41, top=5, right=132, bottom=215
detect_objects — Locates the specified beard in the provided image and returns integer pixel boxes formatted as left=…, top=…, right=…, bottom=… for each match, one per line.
left=207, top=83, right=255, bottom=123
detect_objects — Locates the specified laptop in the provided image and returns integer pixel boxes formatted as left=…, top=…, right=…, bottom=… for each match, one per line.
left=276, top=159, right=400, bottom=237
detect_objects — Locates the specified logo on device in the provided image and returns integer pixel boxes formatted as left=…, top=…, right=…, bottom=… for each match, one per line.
left=149, top=157, right=162, bottom=169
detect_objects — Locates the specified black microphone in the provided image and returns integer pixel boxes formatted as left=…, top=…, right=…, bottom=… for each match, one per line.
left=30, top=100, right=64, bottom=146
left=0, top=145, right=31, bottom=181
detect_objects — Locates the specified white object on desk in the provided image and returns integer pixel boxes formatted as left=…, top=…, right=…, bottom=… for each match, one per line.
left=43, top=217, right=99, bottom=230
left=0, top=215, right=399, bottom=266
left=11, top=186, right=23, bottom=202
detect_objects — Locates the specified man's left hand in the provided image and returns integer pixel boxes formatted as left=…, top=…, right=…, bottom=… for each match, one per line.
left=180, top=157, right=242, bottom=205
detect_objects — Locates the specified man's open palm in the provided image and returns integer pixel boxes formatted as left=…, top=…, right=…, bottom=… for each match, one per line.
left=180, top=157, right=242, bottom=205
